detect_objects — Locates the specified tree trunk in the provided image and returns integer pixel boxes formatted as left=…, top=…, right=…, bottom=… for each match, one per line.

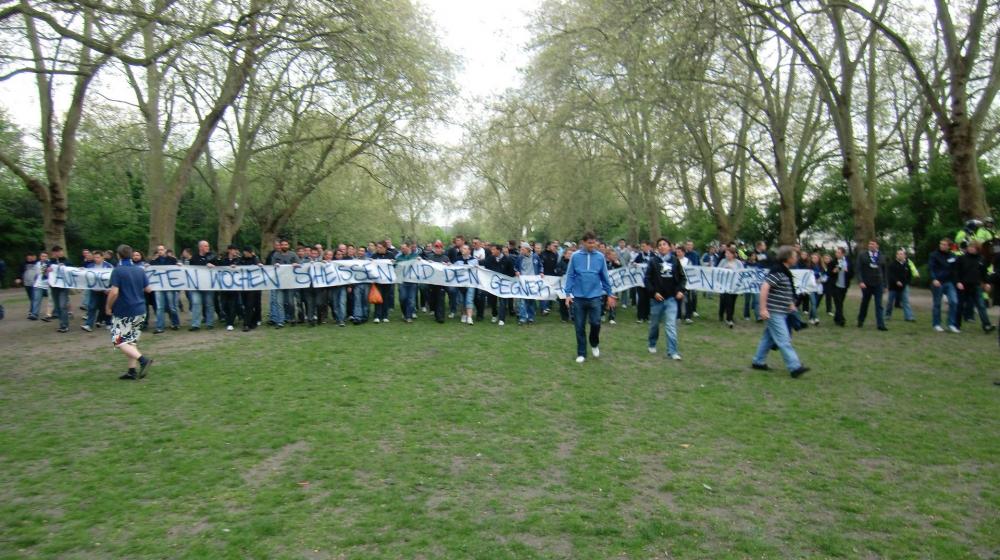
left=944, top=118, right=989, bottom=219
left=777, top=186, right=797, bottom=245
left=38, top=180, right=68, bottom=250
left=843, top=149, right=875, bottom=243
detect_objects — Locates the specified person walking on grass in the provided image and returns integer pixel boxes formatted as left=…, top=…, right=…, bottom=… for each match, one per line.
left=856, top=239, right=888, bottom=331
left=751, top=245, right=810, bottom=378
left=564, top=232, right=616, bottom=363
left=646, top=238, right=686, bottom=361
left=105, top=245, right=153, bottom=381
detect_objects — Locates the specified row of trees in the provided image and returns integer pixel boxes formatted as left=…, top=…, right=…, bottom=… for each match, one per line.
left=461, top=0, right=1000, bottom=257
left=0, top=0, right=456, bottom=258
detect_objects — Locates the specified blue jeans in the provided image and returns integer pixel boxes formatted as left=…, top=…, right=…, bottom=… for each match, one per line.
left=270, top=290, right=288, bottom=325
left=51, top=287, right=69, bottom=329
left=648, top=297, right=679, bottom=355
left=930, top=282, right=958, bottom=328
left=331, top=287, right=347, bottom=323
left=808, top=293, right=819, bottom=320
left=885, top=286, right=913, bottom=321
left=30, top=286, right=44, bottom=317
left=352, top=283, right=369, bottom=321
left=463, top=287, right=476, bottom=309
left=399, top=283, right=417, bottom=320
left=154, top=291, right=180, bottom=329
left=189, top=290, right=215, bottom=328
left=572, top=297, right=603, bottom=357
left=448, top=287, right=460, bottom=314
left=743, top=292, right=759, bottom=320
left=753, top=312, right=802, bottom=372
left=85, top=291, right=107, bottom=328
left=518, top=298, right=536, bottom=323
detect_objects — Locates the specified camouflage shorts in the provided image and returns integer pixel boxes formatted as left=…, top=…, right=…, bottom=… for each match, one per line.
left=111, top=315, right=145, bottom=346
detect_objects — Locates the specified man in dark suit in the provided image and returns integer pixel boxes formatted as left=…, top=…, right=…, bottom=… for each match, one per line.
left=856, top=239, right=888, bottom=331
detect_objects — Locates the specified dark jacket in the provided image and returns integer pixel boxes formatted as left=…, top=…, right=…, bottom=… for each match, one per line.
left=483, top=253, right=514, bottom=276
left=886, top=259, right=912, bottom=291
left=189, top=251, right=216, bottom=267
left=855, top=250, right=887, bottom=287
left=554, top=256, right=571, bottom=277
left=149, top=255, right=178, bottom=266
left=238, top=255, right=261, bottom=266
left=541, top=250, right=558, bottom=275
left=956, top=252, right=987, bottom=287
left=645, top=252, right=686, bottom=299
left=928, top=249, right=958, bottom=284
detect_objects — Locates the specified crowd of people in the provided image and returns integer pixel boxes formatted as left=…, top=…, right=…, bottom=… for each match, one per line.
left=7, top=218, right=999, bottom=379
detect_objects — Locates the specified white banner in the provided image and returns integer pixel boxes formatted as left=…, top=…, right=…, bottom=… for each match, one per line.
left=46, top=260, right=818, bottom=299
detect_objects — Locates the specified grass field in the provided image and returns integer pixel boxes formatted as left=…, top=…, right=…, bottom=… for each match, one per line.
left=0, top=290, right=998, bottom=559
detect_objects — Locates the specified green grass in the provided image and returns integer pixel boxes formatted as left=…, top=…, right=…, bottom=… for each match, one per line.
left=1, top=296, right=998, bottom=559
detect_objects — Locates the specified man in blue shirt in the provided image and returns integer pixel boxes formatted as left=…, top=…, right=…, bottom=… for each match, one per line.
left=105, top=245, right=153, bottom=380
left=563, top=232, right=616, bottom=363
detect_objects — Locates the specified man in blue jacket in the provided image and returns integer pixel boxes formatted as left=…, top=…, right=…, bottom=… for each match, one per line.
left=564, top=232, right=616, bottom=363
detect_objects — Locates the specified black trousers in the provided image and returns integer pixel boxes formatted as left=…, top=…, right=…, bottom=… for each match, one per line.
left=428, top=285, right=446, bottom=322
left=831, top=286, right=847, bottom=326
left=222, top=292, right=241, bottom=327
left=719, top=293, right=737, bottom=322
left=636, top=288, right=650, bottom=320
left=488, top=294, right=509, bottom=322
left=242, top=291, right=261, bottom=328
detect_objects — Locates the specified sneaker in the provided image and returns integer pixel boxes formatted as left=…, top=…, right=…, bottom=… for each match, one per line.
left=591, top=347, right=600, bottom=358
left=138, top=356, right=153, bottom=379
left=459, top=315, right=466, bottom=324
left=337, top=322, right=346, bottom=327
left=170, top=325, right=179, bottom=331
left=684, top=318, right=694, bottom=324
left=274, top=323, right=284, bottom=329
left=189, top=326, right=200, bottom=331
left=41, top=315, right=52, bottom=322
left=242, top=326, right=250, bottom=332
left=692, top=312, right=700, bottom=318
left=827, top=312, right=834, bottom=317
left=751, top=362, right=770, bottom=371
left=373, top=318, right=380, bottom=324
left=648, top=347, right=657, bottom=354
left=498, top=320, right=505, bottom=326
left=727, top=321, right=734, bottom=328
left=670, top=353, right=682, bottom=361
left=575, top=356, right=585, bottom=364
left=154, top=329, right=165, bottom=334
left=80, top=325, right=93, bottom=332
left=948, top=325, right=961, bottom=334
left=27, top=315, right=38, bottom=321
left=985, top=325, right=997, bottom=333
left=382, top=318, right=389, bottom=324
left=609, top=319, right=617, bottom=325
left=56, top=327, right=68, bottom=333
left=636, top=319, right=643, bottom=324
left=119, top=372, right=137, bottom=380
left=790, top=366, right=810, bottom=378
left=405, top=318, right=412, bottom=323
left=448, top=313, right=455, bottom=319
left=491, top=316, right=497, bottom=323
left=226, top=325, right=234, bottom=331
left=933, top=325, right=945, bottom=332
left=467, top=318, right=473, bottom=325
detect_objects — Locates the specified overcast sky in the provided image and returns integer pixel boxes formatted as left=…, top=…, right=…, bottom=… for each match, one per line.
left=0, top=1, right=539, bottom=226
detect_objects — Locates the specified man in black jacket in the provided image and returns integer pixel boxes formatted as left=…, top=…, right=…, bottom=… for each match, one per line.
left=855, top=239, right=888, bottom=331
left=540, top=242, right=559, bottom=316
left=631, top=241, right=654, bottom=323
left=483, top=243, right=515, bottom=325
left=885, top=248, right=915, bottom=322
left=425, top=241, right=451, bottom=323
left=45, top=246, right=72, bottom=333
left=149, top=244, right=181, bottom=333
left=645, top=238, right=686, bottom=360
left=956, top=243, right=995, bottom=333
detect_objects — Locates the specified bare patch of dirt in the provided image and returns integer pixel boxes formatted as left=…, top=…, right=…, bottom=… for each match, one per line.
left=241, top=440, right=310, bottom=488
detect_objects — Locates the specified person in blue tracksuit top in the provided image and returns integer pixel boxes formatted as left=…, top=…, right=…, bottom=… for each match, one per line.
left=563, top=232, right=617, bottom=363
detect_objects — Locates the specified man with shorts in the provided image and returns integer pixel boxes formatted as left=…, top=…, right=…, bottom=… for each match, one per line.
left=105, top=245, right=153, bottom=380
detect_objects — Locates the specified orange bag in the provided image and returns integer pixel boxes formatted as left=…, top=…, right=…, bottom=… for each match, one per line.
left=368, top=283, right=383, bottom=305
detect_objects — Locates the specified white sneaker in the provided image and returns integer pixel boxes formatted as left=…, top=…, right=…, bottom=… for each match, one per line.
left=491, top=316, right=497, bottom=323
left=693, top=312, right=700, bottom=318
left=591, top=347, right=600, bottom=358
left=933, top=325, right=945, bottom=332
left=383, top=318, right=389, bottom=323
left=226, top=325, right=234, bottom=331
left=948, top=325, right=961, bottom=334
left=460, top=315, right=466, bottom=323
left=670, top=353, right=682, bottom=361
left=498, top=320, right=505, bottom=326
left=648, top=347, right=657, bottom=354
left=80, top=325, right=92, bottom=332
left=448, top=313, right=455, bottom=319
left=609, top=319, right=617, bottom=325
left=373, top=318, right=380, bottom=324
left=575, top=356, right=585, bottom=364
left=684, top=318, right=694, bottom=324
left=467, top=318, right=473, bottom=325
